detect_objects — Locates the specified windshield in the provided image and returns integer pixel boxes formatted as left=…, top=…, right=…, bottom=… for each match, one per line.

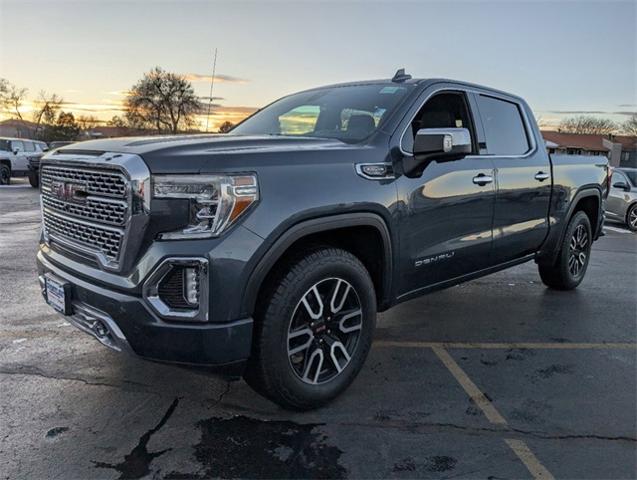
left=622, top=170, right=637, bottom=186
left=231, top=84, right=415, bottom=143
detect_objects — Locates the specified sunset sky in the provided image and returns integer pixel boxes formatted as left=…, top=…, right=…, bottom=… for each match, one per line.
left=1, top=0, right=635, bottom=132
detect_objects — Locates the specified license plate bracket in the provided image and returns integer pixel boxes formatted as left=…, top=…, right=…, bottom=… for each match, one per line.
left=45, top=274, right=72, bottom=315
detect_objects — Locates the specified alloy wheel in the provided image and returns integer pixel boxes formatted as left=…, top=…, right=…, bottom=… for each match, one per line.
left=568, top=224, right=589, bottom=278
left=629, top=208, right=637, bottom=230
left=287, top=277, right=363, bottom=385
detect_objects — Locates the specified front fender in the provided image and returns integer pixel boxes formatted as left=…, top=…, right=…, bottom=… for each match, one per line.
left=240, top=212, right=394, bottom=318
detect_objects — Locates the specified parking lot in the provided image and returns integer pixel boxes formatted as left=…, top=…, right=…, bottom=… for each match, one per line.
left=1, top=179, right=635, bottom=479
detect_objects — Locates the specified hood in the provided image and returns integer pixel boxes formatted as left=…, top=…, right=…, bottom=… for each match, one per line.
left=51, top=134, right=361, bottom=173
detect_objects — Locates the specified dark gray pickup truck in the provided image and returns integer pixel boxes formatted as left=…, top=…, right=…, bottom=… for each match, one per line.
left=36, top=71, right=610, bottom=409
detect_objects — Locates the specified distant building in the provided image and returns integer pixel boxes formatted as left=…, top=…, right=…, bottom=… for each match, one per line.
left=541, top=131, right=637, bottom=168
left=0, top=119, right=39, bottom=139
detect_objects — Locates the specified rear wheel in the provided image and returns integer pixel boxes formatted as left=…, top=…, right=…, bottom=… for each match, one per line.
left=245, top=247, right=376, bottom=410
left=626, top=204, right=637, bottom=232
left=539, top=211, right=592, bottom=290
left=0, top=164, right=10, bottom=185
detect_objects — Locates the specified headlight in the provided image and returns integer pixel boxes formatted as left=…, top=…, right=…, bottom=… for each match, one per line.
left=153, top=174, right=258, bottom=239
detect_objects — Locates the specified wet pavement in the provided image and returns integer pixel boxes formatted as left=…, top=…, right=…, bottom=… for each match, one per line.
left=1, top=179, right=636, bottom=479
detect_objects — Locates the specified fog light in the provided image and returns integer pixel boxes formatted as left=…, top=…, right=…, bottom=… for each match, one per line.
left=143, top=257, right=209, bottom=322
left=184, top=267, right=200, bottom=306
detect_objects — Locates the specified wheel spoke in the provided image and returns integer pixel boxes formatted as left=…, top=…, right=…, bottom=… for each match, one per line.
left=338, top=308, right=362, bottom=334
left=329, top=279, right=351, bottom=313
left=288, top=327, right=314, bottom=356
left=301, top=285, right=323, bottom=320
left=329, top=341, right=351, bottom=373
left=301, top=347, right=324, bottom=384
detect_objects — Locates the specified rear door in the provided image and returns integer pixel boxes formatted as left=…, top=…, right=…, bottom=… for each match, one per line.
left=473, top=94, right=552, bottom=264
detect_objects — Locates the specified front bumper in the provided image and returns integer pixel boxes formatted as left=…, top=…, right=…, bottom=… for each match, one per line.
left=37, top=251, right=253, bottom=369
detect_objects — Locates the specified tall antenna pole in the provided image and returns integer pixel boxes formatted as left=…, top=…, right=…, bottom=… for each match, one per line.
left=205, top=48, right=218, bottom=133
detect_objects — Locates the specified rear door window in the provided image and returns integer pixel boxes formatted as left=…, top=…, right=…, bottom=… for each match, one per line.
left=24, top=141, right=35, bottom=152
left=477, top=95, right=530, bottom=155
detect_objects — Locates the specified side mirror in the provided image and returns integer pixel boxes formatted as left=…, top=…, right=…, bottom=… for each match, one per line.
left=404, top=128, right=472, bottom=176
left=612, top=181, right=629, bottom=191
left=13, top=149, right=19, bottom=155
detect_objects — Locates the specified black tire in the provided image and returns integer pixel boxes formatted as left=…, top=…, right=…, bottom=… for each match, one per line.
left=244, top=247, right=376, bottom=410
left=28, top=171, right=39, bottom=188
left=539, top=211, right=592, bottom=290
left=626, top=204, right=637, bottom=232
left=0, top=164, right=10, bottom=185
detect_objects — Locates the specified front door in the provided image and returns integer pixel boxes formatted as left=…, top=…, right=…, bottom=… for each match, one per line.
left=396, top=90, right=496, bottom=297
left=472, top=94, right=552, bottom=264
left=10, top=140, right=28, bottom=174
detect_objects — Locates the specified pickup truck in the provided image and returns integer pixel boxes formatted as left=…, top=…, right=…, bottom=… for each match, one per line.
left=0, top=137, right=48, bottom=186
left=36, top=71, right=610, bottom=410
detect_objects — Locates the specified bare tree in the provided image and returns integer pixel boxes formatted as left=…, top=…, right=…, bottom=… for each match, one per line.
left=558, top=116, right=618, bottom=135
left=107, top=115, right=127, bottom=128
left=32, top=91, right=64, bottom=136
left=77, top=115, right=100, bottom=131
left=218, top=121, right=234, bottom=133
left=0, top=79, right=28, bottom=121
left=622, top=114, right=637, bottom=136
left=124, top=67, right=202, bottom=134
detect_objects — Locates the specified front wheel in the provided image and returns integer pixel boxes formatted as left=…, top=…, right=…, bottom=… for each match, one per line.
left=245, top=247, right=376, bottom=410
left=539, top=211, right=592, bottom=290
left=626, top=204, right=637, bottom=232
left=0, top=164, right=10, bottom=185
left=28, top=171, right=39, bottom=188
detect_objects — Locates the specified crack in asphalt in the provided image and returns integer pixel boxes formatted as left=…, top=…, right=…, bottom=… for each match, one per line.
left=337, top=419, right=637, bottom=443
left=0, top=365, right=158, bottom=394
left=93, top=397, right=180, bottom=479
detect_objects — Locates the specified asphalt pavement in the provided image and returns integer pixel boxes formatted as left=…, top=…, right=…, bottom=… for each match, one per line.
left=1, top=179, right=636, bottom=479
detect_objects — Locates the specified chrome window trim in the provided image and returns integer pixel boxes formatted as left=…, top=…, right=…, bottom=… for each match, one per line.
left=398, top=85, right=538, bottom=160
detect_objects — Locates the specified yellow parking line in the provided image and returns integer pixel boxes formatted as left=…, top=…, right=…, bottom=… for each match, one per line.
left=376, top=340, right=637, bottom=350
left=505, top=439, right=555, bottom=480
left=431, top=346, right=555, bottom=479
left=431, top=346, right=507, bottom=425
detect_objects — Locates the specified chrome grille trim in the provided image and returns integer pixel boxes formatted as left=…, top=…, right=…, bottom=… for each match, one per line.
left=41, top=165, right=127, bottom=197
left=41, top=191, right=128, bottom=226
left=40, top=152, right=151, bottom=272
left=43, top=209, right=124, bottom=261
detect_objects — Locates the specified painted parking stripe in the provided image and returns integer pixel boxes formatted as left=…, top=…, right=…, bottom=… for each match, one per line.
left=376, top=341, right=637, bottom=350
left=430, top=345, right=555, bottom=479
left=432, top=346, right=507, bottom=425
left=505, top=439, right=555, bottom=480
left=604, top=226, right=632, bottom=234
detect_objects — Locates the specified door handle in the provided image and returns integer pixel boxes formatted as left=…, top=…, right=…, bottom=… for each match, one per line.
left=534, top=171, right=550, bottom=182
left=472, top=173, right=493, bottom=186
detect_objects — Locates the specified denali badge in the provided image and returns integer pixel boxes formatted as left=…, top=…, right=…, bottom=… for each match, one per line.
left=415, top=251, right=455, bottom=267
left=50, top=180, right=89, bottom=203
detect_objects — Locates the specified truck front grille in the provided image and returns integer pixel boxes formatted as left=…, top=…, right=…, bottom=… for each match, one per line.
left=41, top=164, right=130, bottom=266
left=43, top=210, right=123, bottom=261
left=41, top=165, right=127, bottom=197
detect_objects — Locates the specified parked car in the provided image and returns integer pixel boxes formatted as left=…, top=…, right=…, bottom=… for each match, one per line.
left=0, top=137, right=47, bottom=186
left=606, top=168, right=637, bottom=231
left=48, top=141, right=75, bottom=150
left=36, top=71, right=610, bottom=409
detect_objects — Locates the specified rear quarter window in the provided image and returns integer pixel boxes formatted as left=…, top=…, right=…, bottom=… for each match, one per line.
left=477, top=95, right=530, bottom=156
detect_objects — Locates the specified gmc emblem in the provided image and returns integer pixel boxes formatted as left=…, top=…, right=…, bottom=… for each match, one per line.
left=50, top=181, right=88, bottom=203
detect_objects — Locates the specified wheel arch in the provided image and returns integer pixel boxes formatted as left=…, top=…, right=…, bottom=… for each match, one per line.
left=537, top=186, right=602, bottom=266
left=242, top=213, right=394, bottom=318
